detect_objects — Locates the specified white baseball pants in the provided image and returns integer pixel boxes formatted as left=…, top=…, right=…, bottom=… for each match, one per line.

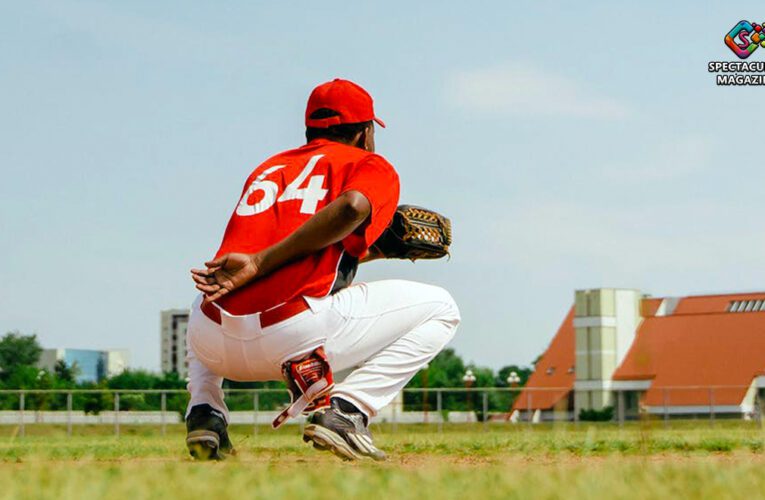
left=185, top=280, right=461, bottom=422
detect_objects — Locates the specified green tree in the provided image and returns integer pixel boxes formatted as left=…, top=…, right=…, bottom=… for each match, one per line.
left=106, top=369, right=163, bottom=390
left=54, top=359, right=79, bottom=384
left=494, top=364, right=534, bottom=415
left=405, top=348, right=468, bottom=412
left=223, top=379, right=288, bottom=411
left=497, top=365, right=533, bottom=388
left=0, top=331, right=42, bottom=379
left=106, top=370, right=177, bottom=411
left=403, top=349, right=537, bottom=416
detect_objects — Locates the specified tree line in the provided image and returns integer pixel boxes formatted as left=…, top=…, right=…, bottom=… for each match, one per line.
left=0, top=331, right=533, bottom=416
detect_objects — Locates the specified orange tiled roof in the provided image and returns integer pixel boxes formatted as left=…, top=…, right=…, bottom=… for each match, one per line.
left=673, top=292, right=765, bottom=315
left=641, top=298, right=663, bottom=317
left=513, top=292, right=765, bottom=412
left=613, top=293, right=765, bottom=406
left=512, top=307, right=574, bottom=411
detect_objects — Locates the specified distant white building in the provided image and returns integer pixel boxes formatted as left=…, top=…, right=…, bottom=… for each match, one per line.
left=161, top=309, right=190, bottom=378
left=38, top=349, right=129, bottom=383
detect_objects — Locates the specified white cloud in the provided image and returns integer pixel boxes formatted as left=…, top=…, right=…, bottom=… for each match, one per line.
left=488, top=199, right=765, bottom=278
left=604, top=135, right=715, bottom=182
left=446, top=63, right=631, bottom=119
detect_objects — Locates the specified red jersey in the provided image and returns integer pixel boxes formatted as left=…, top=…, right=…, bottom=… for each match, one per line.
left=214, top=138, right=400, bottom=316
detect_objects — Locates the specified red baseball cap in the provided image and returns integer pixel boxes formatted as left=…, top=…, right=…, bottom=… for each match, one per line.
left=305, top=78, right=385, bottom=129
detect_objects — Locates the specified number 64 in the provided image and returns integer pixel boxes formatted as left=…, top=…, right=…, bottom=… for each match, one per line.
left=235, top=154, right=328, bottom=216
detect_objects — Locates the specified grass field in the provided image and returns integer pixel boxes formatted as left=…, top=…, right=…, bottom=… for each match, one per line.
left=2, top=422, right=765, bottom=499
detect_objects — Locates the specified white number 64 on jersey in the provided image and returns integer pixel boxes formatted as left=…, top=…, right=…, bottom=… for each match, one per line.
left=235, top=154, right=329, bottom=216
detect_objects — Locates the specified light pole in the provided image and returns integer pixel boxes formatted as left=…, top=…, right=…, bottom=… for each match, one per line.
left=506, top=371, right=521, bottom=421
left=462, top=369, right=476, bottom=420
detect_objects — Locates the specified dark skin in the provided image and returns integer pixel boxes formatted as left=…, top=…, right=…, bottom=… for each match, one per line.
left=191, top=123, right=383, bottom=302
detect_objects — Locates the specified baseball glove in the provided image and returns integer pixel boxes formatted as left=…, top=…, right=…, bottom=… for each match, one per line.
left=371, top=205, right=452, bottom=261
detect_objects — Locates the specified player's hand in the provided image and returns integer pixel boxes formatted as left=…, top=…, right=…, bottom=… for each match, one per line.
left=191, top=253, right=262, bottom=301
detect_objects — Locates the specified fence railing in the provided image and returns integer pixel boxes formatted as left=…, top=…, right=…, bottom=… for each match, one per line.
left=0, top=385, right=762, bottom=436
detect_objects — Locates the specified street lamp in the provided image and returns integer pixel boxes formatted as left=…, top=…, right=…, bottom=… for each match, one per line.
left=506, top=371, right=521, bottom=421
left=463, top=369, right=476, bottom=418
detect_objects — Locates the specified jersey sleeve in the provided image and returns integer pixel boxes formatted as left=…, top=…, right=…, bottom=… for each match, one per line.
left=340, top=154, right=400, bottom=257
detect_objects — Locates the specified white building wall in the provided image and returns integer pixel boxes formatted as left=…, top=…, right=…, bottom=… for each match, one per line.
left=574, top=288, right=642, bottom=412
left=38, top=348, right=128, bottom=380
left=107, top=350, right=130, bottom=377
left=37, top=349, right=63, bottom=373
left=614, top=289, right=642, bottom=368
left=161, top=309, right=190, bottom=378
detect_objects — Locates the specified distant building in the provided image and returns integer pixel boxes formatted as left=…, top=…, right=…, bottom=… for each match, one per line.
left=513, top=289, right=765, bottom=421
left=161, top=309, right=190, bottom=378
left=38, top=349, right=129, bottom=383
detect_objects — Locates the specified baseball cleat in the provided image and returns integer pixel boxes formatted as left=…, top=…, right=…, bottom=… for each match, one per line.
left=185, top=404, right=235, bottom=460
left=303, top=397, right=386, bottom=461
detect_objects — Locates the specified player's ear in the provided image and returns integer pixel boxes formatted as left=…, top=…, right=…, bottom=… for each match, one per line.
left=361, top=123, right=375, bottom=153
left=351, top=130, right=364, bottom=149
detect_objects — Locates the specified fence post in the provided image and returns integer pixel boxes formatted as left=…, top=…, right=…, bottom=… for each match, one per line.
left=436, top=390, right=443, bottom=433
left=299, top=403, right=306, bottom=434
left=663, top=388, right=669, bottom=427
left=253, top=392, right=259, bottom=435
left=482, top=391, right=489, bottom=431
left=424, top=387, right=429, bottom=424
left=709, top=387, right=715, bottom=424
left=392, top=394, right=398, bottom=433
left=19, top=391, right=25, bottom=438
left=160, top=391, right=167, bottom=437
left=617, top=390, right=625, bottom=426
left=114, top=392, right=120, bottom=437
left=66, top=392, right=73, bottom=437
left=573, top=389, right=579, bottom=425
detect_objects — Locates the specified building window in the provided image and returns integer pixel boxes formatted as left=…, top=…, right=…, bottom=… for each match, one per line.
left=728, top=300, right=765, bottom=313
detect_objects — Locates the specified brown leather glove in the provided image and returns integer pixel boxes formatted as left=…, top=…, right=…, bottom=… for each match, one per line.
left=371, top=205, right=452, bottom=261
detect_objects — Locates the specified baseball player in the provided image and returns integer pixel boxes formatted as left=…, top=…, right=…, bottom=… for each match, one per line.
left=185, top=79, right=460, bottom=461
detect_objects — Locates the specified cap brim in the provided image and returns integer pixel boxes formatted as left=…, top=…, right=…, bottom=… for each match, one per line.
left=374, top=117, right=386, bottom=128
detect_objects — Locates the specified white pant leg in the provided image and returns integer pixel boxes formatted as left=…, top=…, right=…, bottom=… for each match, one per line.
left=322, top=280, right=461, bottom=416
left=184, top=279, right=460, bottom=421
left=185, top=296, right=229, bottom=422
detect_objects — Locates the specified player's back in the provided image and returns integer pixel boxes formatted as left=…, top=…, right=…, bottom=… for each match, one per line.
left=214, top=138, right=399, bottom=316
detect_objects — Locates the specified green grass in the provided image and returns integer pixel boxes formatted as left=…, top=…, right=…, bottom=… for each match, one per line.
left=1, top=422, right=765, bottom=499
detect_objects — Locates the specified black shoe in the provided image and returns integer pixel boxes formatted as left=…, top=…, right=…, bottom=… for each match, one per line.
left=185, top=404, right=234, bottom=460
left=303, top=398, right=386, bottom=461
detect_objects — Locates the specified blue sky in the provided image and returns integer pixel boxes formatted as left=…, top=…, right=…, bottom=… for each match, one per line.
left=2, top=1, right=764, bottom=371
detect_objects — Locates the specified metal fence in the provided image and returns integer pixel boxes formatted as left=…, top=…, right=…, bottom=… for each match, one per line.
left=0, top=385, right=762, bottom=437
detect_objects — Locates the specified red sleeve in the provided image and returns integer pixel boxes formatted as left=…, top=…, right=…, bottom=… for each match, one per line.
left=340, top=154, right=400, bottom=257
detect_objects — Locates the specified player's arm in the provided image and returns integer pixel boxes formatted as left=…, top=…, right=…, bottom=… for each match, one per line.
left=191, top=191, right=371, bottom=301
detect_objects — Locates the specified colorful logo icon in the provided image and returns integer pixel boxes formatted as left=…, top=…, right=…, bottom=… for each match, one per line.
left=725, top=20, right=765, bottom=59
